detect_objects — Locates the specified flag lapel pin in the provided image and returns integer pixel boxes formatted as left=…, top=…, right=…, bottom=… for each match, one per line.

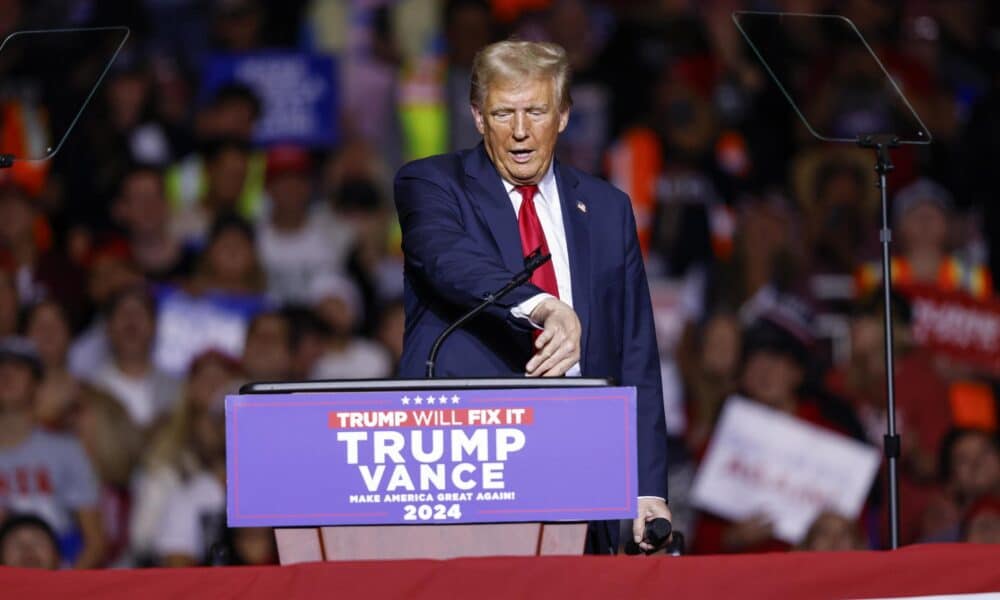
left=576, top=201, right=587, bottom=213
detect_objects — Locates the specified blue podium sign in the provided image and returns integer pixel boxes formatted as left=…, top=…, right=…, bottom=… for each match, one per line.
left=226, top=386, right=637, bottom=527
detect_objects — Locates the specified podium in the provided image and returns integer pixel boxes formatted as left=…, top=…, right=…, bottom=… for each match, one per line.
left=227, top=378, right=638, bottom=563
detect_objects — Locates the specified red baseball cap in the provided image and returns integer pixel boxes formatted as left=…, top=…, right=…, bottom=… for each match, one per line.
left=265, top=145, right=312, bottom=180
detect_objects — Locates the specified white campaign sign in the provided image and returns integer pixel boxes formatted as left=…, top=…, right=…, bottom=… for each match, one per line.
left=691, top=396, right=880, bottom=544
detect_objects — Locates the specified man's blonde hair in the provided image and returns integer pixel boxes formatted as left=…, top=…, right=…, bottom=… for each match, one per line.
left=470, top=40, right=572, bottom=110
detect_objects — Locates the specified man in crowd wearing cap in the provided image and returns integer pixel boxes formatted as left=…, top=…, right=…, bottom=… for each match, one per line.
left=855, top=177, right=992, bottom=300
left=0, top=337, right=106, bottom=568
left=256, top=145, right=355, bottom=304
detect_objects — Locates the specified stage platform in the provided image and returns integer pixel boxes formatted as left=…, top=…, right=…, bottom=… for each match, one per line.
left=1, top=543, right=998, bottom=599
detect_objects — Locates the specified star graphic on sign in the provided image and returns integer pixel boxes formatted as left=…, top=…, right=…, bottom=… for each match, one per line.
left=401, top=396, right=410, bottom=405
left=451, top=395, right=460, bottom=404
left=427, top=396, right=435, bottom=405
left=439, top=395, right=448, bottom=405
left=414, top=396, right=423, bottom=405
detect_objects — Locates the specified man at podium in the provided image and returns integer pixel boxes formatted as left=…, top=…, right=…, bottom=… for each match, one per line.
left=393, top=40, right=670, bottom=553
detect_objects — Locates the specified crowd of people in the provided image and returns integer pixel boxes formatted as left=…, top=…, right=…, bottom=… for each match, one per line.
left=0, top=0, right=998, bottom=569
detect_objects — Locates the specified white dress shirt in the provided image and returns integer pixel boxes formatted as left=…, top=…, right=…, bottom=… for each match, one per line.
left=503, top=164, right=580, bottom=376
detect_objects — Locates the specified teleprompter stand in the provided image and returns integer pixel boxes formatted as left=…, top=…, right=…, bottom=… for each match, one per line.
left=734, top=11, right=934, bottom=549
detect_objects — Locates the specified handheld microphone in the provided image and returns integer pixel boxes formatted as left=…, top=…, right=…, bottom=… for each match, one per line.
left=623, top=518, right=672, bottom=556
left=425, top=249, right=551, bottom=378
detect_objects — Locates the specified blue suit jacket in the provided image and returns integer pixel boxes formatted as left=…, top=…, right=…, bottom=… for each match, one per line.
left=393, top=143, right=668, bottom=499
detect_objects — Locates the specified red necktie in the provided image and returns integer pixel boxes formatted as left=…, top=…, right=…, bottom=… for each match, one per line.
left=515, top=185, right=559, bottom=298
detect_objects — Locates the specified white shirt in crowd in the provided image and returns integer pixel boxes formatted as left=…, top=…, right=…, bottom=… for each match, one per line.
left=129, top=465, right=183, bottom=560
left=154, top=472, right=225, bottom=562
left=87, top=362, right=181, bottom=428
left=257, top=208, right=356, bottom=304
left=310, top=339, right=393, bottom=380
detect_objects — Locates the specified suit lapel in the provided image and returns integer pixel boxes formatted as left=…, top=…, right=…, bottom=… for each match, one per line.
left=463, top=147, right=593, bottom=366
left=463, top=144, right=524, bottom=274
left=555, top=161, right=591, bottom=366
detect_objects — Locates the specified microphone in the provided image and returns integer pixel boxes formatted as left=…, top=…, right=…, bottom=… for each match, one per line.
left=425, top=249, right=551, bottom=378
left=623, top=518, right=673, bottom=556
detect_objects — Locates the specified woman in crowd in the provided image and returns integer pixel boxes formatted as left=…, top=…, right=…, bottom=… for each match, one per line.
left=72, top=385, right=144, bottom=566
left=677, top=312, right=742, bottom=453
left=23, top=300, right=79, bottom=431
left=918, top=428, right=1000, bottom=543
left=129, top=350, right=241, bottom=565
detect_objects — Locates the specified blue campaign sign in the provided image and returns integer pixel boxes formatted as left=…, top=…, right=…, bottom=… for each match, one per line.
left=152, top=284, right=270, bottom=376
left=226, top=387, right=638, bottom=527
left=201, top=51, right=339, bottom=147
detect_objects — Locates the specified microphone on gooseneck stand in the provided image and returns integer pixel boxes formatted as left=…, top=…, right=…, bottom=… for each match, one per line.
left=425, top=248, right=551, bottom=378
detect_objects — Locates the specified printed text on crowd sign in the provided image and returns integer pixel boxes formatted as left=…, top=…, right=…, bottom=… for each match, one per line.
left=226, top=387, right=637, bottom=526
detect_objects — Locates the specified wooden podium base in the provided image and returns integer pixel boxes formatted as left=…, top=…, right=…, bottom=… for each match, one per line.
left=275, top=523, right=588, bottom=563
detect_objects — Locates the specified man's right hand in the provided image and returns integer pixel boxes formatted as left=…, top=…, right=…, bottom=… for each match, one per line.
left=526, top=298, right=581, bottom=377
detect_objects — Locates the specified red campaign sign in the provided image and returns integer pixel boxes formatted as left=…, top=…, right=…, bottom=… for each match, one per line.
left=902, top=284, right=1000, bottom=374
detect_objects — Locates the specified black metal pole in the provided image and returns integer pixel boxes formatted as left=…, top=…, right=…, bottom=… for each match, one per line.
left=859, top=134, right=901, bottom=550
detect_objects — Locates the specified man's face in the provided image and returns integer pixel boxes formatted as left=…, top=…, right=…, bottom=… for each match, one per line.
left=472, top=77, right=568, bottom=186
left=189, top=356, right=237, bottom=413
left=213, top=100, right=258, bottom=139
left=316, top=296, right=355, bottom=337
left=242, top=315, right=292, bottom=380
left=741, top=350, right=804, bottom=411
left=900, top=201, right=948, bottom=253
left=107, top=296, right=154, bottom=362
left=207, top=228, right=255, bottom=282
left=950, top=432, right=1000, bottom=499
left=0, top=360, right=36, bottom=414
left=208, top=148, right=249, bottom=207
left=26, top=304, right=70, bottom=368
left=267, top=173, right=311, bottom=218
left=119, top=172, right=167, bottom=235
left=0, top=524, right=59, bottom=569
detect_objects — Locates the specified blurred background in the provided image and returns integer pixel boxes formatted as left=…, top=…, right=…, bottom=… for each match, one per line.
left=0, top=0, right=998, bottom=569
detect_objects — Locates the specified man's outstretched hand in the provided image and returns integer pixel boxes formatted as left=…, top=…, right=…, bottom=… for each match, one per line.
left=526, top=298, right=581, bottom=377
